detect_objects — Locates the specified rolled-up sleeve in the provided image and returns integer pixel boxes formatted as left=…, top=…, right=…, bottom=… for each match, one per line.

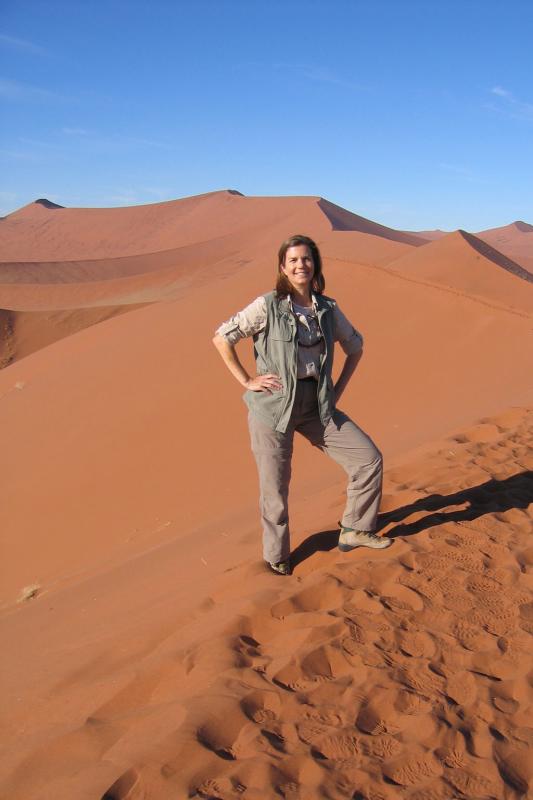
left=215, top=295, right=267, bottom=345
left=333, top=303, right=364, bottom=355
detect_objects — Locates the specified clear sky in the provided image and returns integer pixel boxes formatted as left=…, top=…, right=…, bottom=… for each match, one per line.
left=1, top=0, right=532, bottom=230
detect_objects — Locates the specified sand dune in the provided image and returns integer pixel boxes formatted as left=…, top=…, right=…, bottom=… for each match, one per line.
left=1, top=404, right=531, bottom=798
left=317, top=199, right=425, bottom=246
left=0, top=305, right=148, bottom=368
left=1, top=244, right=533, bottom=603
left=3, top=193, right=532, bottom=366
left=1, top=191, right=532, bottom=799
left=1, top=192, right=422, bottom=362
left=386, top=229, right=533, bottom=313
left=403, top=229, right=448, bottom=242
left=0, top=191, right=422, bottom=263
left=476, top=221, right=533, bottom=268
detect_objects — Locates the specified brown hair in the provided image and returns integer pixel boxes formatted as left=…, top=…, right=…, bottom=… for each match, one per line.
left=275, top=234, right=325, bottom=298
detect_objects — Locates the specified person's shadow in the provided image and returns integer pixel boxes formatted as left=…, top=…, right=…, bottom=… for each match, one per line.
left=290, top=470, right=533, bottom=569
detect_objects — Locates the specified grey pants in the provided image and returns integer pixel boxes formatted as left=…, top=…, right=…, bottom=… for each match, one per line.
left=248, top=379, right=383, bottom=563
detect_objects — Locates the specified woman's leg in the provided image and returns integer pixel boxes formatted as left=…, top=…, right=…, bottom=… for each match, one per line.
left=298, top=408, right=383, bottom=532
left=248, top=412, right=294, bottom=563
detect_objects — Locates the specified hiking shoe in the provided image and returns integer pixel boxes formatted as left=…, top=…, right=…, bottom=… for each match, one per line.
left=267, top=560, right=291, bottom=575
left=338, top=524, right=392, bottom=552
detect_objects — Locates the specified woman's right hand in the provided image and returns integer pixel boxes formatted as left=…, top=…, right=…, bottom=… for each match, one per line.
left=245, top=374, right=283, bottom=393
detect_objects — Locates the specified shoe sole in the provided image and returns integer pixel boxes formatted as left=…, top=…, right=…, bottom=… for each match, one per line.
left=338, top=541, right=392, bottom=552
left=266, top=562, right=291, bottom=575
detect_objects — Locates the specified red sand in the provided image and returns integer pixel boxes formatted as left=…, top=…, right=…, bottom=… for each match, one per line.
left=476, top=221, right=533, bottom=269
left=0, top=192, right=532, bottom=799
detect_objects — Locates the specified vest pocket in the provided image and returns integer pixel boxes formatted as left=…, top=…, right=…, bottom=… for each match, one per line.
left=270, top=327, right=292, bottom=341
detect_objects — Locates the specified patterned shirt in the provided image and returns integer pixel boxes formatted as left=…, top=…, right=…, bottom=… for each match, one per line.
left=216, top=294, right=363, bottom=380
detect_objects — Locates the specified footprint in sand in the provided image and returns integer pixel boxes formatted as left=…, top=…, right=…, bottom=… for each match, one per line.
left=468, top=603, right=519, bottom=637
left=196, top=703, right=257, bottom=761
left=398, top=629, right=436, bottom=658
left=444, top=763, right=503, bottom=798
left=452, top=619, right=493, bottom=652
left=496, top=747, right=533, bottom=794
left=272, top=642, right=354, bottom=692
left=435, top=729, right=467, bottom=769
left=356, top=688, right=407, bottom=736
left=297, top=718, right=364, bottom=762
left=396, top=662, right=446, bottom=697
left=241, top=689, right=282, bottom=724
left=396, top=690, right=432, bottom=716
left=445, top=671, right=478, bottom=706
left=399, top=570, right=443, bottom=603
left=270, top=576, right=346, bottom=619
left=362, top=734, right=403, bottom=760
left=490, top=679, right=522, bottom=716
left=101, top=768, right=140, bottom=800
left=381, top=747, right=442, bottom=787
left=194, top=777, right=236, bottom=800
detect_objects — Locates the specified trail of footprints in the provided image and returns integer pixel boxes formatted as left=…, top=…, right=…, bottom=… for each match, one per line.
left=104, top=409, right=532, bottom=799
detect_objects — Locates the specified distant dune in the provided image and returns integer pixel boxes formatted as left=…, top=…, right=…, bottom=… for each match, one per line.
left=1, top=191, right=532, bottom=798
left=386, top=229, right=533, bottom=314
left=476, top=220, right=533, bottom=268
left=402, top=228, right=449, bottom=241
left=0, top=192, right=426, bottom=362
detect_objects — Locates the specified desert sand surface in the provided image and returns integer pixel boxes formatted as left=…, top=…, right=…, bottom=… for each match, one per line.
left=476, top=222, right=533, bottom=271
left=0, top=192, right=423, bottom=364
left=1, top=191, right=533, bottom=799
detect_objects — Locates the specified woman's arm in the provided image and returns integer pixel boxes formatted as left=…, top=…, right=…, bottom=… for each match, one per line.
left=334, top=350, right=363, bottom=404
left=212, top=334, right=282, bottom=393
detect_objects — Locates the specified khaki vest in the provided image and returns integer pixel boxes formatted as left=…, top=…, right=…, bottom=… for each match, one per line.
left=244, top=291, right=336, bottom=432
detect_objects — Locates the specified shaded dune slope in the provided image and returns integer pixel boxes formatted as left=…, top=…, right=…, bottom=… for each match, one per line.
left=317, top=199, right=426, bottom=246
left=0, top=305, right=147, bottom=369
left=462, top=230, right=533, bottom=283
left=476, top=221, right=533, bottom=268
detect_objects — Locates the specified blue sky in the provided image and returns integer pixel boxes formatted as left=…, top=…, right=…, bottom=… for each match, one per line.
left=1, top=0, right=532, bottom=230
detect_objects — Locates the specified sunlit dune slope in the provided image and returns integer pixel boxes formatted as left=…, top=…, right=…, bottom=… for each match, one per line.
left=0, top=190, right=422, bottom=262
left=0, top=191, right=423, bottom=364
left=1, top=402, right=532, bottom=799
left=476, top=220, right=533, bottom=267
left=1, top=251, right=532, bottom=607
left=386, top=229, right=533, bottom=313
left=406, top=228, right=448, bottom=241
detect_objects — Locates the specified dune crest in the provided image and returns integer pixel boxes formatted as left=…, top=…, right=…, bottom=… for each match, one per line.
left=317, top=198, right=426, bottom=245
left=387, top=228, right=533, bottom=313
left=475, top=220, right=533, bottom=268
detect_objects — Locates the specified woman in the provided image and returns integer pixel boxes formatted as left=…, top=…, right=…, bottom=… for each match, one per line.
left=212, top=234, right=391, bottom=575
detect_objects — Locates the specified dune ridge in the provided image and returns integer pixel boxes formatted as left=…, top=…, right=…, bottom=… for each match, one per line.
left=476, top=221, right=533, bottom=268
left=2, top=192, right=532, bottom=367
left=386, top=229, right=533, bottom=313
left=0, top=191, right=420, bottom=263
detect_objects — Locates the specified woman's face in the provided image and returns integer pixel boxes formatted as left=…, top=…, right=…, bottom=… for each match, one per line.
left=280, top=244, right=315, bottom=293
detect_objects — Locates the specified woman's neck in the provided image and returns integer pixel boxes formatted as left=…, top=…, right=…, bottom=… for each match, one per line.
left=290, top=288, right=312, bottom=307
